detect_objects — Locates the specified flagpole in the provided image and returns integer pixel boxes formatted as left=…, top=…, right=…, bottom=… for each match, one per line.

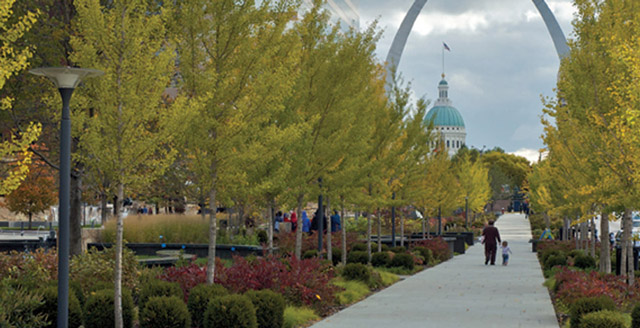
left=442, top=44, right=445, bottom=76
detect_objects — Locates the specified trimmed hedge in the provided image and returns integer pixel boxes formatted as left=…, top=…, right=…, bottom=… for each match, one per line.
left=245, top=289, right=286, bottom=328
left=573, top=255, right=596, bottom=270
left=342, top=263, right=370, bottom=282
left=347, top=251, right=369, bottom=265
left=84, top=289, right=134, bottom=328
left=188, top=283, right=229, bottom=328
left=371, top=252, right=390, bottom=267
left=569, top=296, right=616, bottom=328
left=633, top=302, right=640, bottom=328
left=204, top=294, right=257, bottom=328
left=37, top=286, right=83, bottom=328
left=303, top=250, right=319, bottom=259
left=331, top=248, right=342, bottom=266
left=390, top=246, right=406, bottom=253
left=389, top=253, right=414, bottom=270
left=544, top=254, right=567, bottom=271
left=351, top=243, right=367, bottom=252
left=140, top=296, right=190, bottom=328
left=139, top=280, right=183, bottom=310
left=580, top=310, right=626, bottom=328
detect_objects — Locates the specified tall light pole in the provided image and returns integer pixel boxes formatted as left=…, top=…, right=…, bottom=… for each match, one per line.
left=29, top=67, right=102, bottom=328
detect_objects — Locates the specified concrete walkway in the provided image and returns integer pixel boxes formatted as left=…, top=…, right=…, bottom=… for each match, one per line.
left=312, top=213, right=558, bottom=328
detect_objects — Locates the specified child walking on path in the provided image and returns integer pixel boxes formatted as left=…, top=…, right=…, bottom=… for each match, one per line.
left=501, top=241, right=512, bottom=266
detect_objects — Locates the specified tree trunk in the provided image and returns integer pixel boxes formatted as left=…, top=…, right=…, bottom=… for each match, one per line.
left=294, top=194, right=304, bottom=259
left=269, top=201, right=275, bottom=255
left=590, top=217, right=596, bottom=258
left=114, top=183, right=124, bottom=328
left=341, top=200, right=346, bottom=266
left=377, top=208, right=381, bottom=253
left=113, top=195, right=118, bottom=216
left=327, top=197, right=332, bottom=263
left=366, top=212, right=372, bottom=264
left=100, top=193, right=108, bottom=225
left=28, top=212, right=32, bottom=230
left=621, top=210, right=629, bottom=282
left=70, top=174, right=83, bottom=256
left=562, top=216, right=568, bottom=240
left=400, top=213, right=405, bottom=247
left=421, top=213, right=426, bottom=240
left=600, top=212, right=611, bottom=273
left=624, top=208, right=634, bottom=285
left=206, top=183, right=217, bottom=284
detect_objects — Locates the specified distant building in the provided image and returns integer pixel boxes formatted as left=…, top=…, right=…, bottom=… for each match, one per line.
left=425, top=74, right=466, bottom=157
left=301, top=0, right=360, bottom=32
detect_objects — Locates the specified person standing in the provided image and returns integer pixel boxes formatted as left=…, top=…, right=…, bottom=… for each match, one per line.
left=501, top=241, right=512, bottom=266
left=301, top=210, right=311, bottom=234
left=330, top=210, right=341, bottom=232
left=482, top=220, right=501, bottom=265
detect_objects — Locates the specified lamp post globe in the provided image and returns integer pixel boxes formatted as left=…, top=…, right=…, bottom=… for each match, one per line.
left=29, top=67, right=102, bottom=328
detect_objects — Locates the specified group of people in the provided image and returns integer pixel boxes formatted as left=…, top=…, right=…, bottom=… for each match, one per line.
left=274, top=209, right=342, bottom=234
left=482, top=220, right=512, bottom=266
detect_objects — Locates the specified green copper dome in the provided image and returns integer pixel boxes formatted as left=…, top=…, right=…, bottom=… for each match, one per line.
left=425, top=105, right=465, bottom=127
left=438, top=79, right=448, bottom=86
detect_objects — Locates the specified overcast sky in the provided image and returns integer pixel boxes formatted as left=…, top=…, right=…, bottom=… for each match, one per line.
left=353, top=0, right=576, bottom=162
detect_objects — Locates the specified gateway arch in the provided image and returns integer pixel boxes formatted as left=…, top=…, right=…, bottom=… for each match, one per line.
left=385, top=0, right=570, bottom=88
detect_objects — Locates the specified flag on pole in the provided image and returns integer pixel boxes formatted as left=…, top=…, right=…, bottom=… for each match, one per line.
left=443, top=42, right=451, bottom=51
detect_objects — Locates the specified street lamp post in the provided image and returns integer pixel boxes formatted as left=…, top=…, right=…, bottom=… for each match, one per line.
left=29, top=67, right=102, bottom=328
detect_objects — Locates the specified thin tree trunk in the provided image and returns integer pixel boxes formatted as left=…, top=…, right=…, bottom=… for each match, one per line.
left=114, top=183, right=124, bottom=328
left=327, top=197, right=332, bottom=262
left=200, top=197, right=206, bottom=220
left=341, top=199, right=346, bottom=265
left=624, top=208, right=634, bottom=285
left=590, top=217, right=596, bottom=258
left=28, top=212, right=32, bottom=230
left=294, top=194, right=304, bottom=259
left=600, top=212, right=611, bottom=273
left=377, top=208, right=381, bottom=253
left=621, top=210, right=629, bottom=281
left=100, top=193, right=108, bottom=225
left=400, top=213, right=405, bottom=247
left=206, top=181, right=218, bottom=284
left=421, top=212, right=426, bottom=240
left=269, top=200, right=275, bottom=256
left=366, top=212, right=372, bottom=264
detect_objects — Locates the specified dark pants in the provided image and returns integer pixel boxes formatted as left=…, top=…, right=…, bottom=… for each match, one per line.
left=485, top=244, right=497, bottom=265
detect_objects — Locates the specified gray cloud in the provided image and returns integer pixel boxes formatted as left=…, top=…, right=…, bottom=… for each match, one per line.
left=356, top=0, right=574, bottom=153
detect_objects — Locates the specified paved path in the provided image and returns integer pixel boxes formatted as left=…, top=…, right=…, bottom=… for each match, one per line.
left=312, top=213, right=558, bottom=328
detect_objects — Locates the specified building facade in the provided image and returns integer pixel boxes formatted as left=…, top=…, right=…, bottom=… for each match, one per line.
left=425, top=75, right=466, bottom=157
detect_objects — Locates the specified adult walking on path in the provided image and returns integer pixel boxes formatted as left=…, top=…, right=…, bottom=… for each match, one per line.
left=312, top=213, right=558, bottom=328
left=482, top=220, right=501, bottom=265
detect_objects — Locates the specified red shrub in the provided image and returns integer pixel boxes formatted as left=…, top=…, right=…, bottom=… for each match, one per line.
left=536, top=240, right=575, bottom=255
left=217, top=254, right=339, bottom=315
left=0, top=249, right=57, bottom=284
left=411, top=237, right=450, bottom=262
left=554, top=267, right=640, bottom=308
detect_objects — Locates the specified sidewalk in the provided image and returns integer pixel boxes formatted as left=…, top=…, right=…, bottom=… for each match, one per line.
left=312, top=213, right=559, bottom=328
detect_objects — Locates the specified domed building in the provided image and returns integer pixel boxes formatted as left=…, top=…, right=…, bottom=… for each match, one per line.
left=425, top=75, right=466, bottom=156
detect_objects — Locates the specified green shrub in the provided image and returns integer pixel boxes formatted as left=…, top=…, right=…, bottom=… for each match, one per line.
left=188, top=283, right=229, bottom=328
left=37, top=286, right=83, bottom=328
left=0, top=281, right=47, bottom=328
left=540, top=249, right=563, bottom=265
left=84, top=289, right=134, bottom=328
left=412, top=246, right=434, bottom=265
left=574, top=255, right=596, bottom=270
left=389, top=253, right=414, bottom=270
left=347, top=251, right=369, bottom=264
left=283, top=306, right=319, bottom=328
left=569, top=296, right=616, bottom=328
left=257, top=230, right=268, bottom=244
left=580, top=310, right=626, bottom=328
left=632, top=303, right=640, bottom=328
left=303, top=250, right=319, bottom=259
left=204, top=294, right=257, bottom=328
left=371, top=252, right=390, bottom=267
left=544, top=254, right=567, bottom=270
left=342, top=263, right=370, bottom=282
left=139, top=280, right=183, bottom=310
left=140, top=296, right=190, bottom=328
left=350, top=243, right=367, bottom=252
left=568, top=249, right=586, bottom=258
left=245, top=289, right=286, bottom=328
left=390, top=246, right=406, bottom=253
